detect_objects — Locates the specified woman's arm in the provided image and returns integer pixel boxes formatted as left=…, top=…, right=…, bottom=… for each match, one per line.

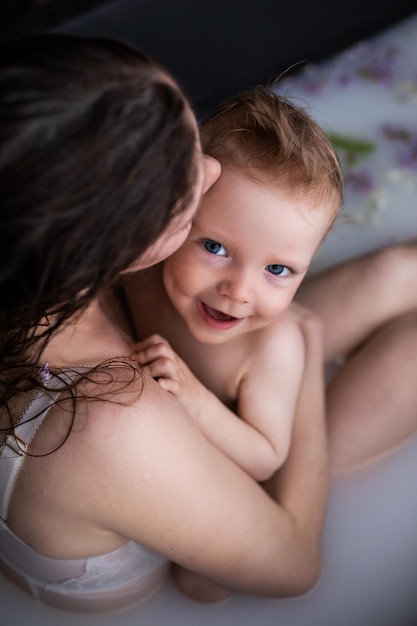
left=263, top=305, right=328, bottom=551
left=83, top=307, right=327, bottom=599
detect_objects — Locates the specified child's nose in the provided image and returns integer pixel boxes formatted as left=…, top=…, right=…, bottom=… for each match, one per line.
left=218, top=273, right=253, bottom=304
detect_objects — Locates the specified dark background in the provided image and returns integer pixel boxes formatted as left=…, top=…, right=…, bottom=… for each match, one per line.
left=1, top=1, right=416, bottom=118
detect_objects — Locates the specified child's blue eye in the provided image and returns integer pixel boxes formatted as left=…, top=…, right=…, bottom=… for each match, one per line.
left=203, top=239, right=227, bottom=256
left=267, top=264, right=291, bottom=276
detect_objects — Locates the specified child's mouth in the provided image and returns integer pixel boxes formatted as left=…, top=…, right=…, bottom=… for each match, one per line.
left=197, top=301, right=242, bottom=330
left=203, top=304, right=236, bottom=321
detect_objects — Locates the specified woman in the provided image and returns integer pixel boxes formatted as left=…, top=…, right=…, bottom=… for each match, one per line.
left=0, top=33, right=327, bottom=611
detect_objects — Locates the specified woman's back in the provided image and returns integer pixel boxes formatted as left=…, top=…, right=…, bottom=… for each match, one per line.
left=0, top=311, right=172, bottom=610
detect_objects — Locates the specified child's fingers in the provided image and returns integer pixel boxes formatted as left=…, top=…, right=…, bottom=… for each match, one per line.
left=142, top=364, right=182, bottom=397
left=132, top=333, right=170, bottom=353
left=142, top=356, right=180, bottom=383
left=132, top=335, right=184, bottom=399
left=134, top=341, right=176, bottom=367
left=155, top=377, right=182, bottom=397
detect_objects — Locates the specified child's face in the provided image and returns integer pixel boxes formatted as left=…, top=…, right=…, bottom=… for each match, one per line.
left=163, top=166, right=335, bottom=345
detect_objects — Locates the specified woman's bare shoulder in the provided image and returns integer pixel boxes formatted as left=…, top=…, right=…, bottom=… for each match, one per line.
left=74, top=367, right=193, bottom=439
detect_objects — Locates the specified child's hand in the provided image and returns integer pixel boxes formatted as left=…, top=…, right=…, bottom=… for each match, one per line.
left=132, top=334, right=198, bottom=408
left=132, top=334, right=186, bottom=396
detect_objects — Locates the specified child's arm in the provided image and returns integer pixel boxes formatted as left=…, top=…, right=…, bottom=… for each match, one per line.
left=235, top=315, right=305, bottom=478
left=172, top=304, right=327, bottom=604
left=133, top=313, right=304, bottom=482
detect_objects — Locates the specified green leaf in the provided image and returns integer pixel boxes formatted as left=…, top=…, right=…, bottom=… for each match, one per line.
left=327, top=132, right=376, bottom=155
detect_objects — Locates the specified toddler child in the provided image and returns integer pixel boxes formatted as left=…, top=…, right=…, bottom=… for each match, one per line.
left=123, top=86, right=342, bottom=481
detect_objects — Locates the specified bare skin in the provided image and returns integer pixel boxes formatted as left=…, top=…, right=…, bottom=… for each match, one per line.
left=173, top=305, right=327, bottom=602
left=124, top=166, right=417, bottom=599
left=1, top=154, right=328, bottom=605
left=296, top=244, right=417, bottom=472
left=125, top=168, right=335, bottom=482
left=169, top=244, right=417, bottom=601
left=6, top=294, right=327, bottom=599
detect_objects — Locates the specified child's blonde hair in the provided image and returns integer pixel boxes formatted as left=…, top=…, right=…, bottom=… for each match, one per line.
left=200, top=85, right=343, bottom=213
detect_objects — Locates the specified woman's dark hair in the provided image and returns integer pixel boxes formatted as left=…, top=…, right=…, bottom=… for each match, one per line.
left=0, top=33, right=198, bottom=404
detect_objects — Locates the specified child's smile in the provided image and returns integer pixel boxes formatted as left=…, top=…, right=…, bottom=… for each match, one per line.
left=196, top=300, right=244, bottom=330
left=163, top=166, right=335, bottom=345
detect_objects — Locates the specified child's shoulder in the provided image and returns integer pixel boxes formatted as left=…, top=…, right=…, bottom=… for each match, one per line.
left=254, top=306, right=304, bottom=343
left=247, top=309, right=305, bottom=368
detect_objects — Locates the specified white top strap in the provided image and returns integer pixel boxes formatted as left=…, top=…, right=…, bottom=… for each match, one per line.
left=0, top=371, right=83, bottom=521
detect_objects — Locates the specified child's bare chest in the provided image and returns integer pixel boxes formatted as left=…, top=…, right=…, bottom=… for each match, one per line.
left=180, top=339, right=248, bottom=407
left=132, top=296, right=246, bottom=407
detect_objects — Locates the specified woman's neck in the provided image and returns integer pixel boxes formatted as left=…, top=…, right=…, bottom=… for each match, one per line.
left=40, top=291, right=134, bottom=369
